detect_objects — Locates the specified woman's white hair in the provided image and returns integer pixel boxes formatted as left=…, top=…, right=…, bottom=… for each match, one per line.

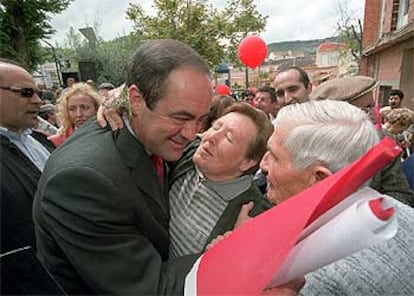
left=273, top=100, right=380, bottom=172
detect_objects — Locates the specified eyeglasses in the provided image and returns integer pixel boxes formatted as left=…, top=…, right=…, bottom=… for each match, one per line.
left=0, top=86, right=40, bottom=98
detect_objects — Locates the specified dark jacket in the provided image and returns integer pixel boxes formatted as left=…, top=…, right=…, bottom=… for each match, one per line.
left=370, top=131, right=414, bottom=207
left=33, top=121, right=198, bottom=295
left=1, top=134, right=55, bottom=294
left=1, top=135, right=41, bottom=253
left=169, top=138, right=273, bottom=250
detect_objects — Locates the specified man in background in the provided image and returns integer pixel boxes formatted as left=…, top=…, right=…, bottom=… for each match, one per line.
left=388, top=89, right=404, bottom=109
left=254, top=85, right=282, bottom=120
left=0, top=58, right=51, bottom=294
left=273, top=66, right=312, bottom=106
left=97, top=82, right=115, bottom=97
left=38, top=103, right=58, bottom=128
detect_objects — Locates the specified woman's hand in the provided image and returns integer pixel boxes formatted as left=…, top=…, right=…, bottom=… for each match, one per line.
left=205, top=231, right=232, bottom=251
left=261, top=277, right=306, bottom=296
left=97, top=84, right=125, bottom=130
left=206, top=202, right=253, bottom=251
left=234, top=201, right=254, bottom=228
left=97, top=105, right=124, bottom=130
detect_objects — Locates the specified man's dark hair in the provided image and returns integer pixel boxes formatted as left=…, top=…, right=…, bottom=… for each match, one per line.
left=389, top=89, right=404, bottom=100
left=38, top=111, right=52, bottom=121
left=126, top=39, right=210, bottom=109
left=278, top=66, right=310, bottom=89
left=257, top=85, right=277, bottom=102
left=242, top=90, right=253, bottom=97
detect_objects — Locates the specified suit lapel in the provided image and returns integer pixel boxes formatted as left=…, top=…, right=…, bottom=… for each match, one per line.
left=115, top=128, right=169, bottom=218
left=0, top=136, right=41, bottom=200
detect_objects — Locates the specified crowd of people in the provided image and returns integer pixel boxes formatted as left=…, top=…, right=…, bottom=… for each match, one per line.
left=1, top=38, right=413, bottom=295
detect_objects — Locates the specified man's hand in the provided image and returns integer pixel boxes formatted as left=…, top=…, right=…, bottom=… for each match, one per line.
left=234, top=201, right=254, bottom=228
left=261, top=277, right=306, bottom=296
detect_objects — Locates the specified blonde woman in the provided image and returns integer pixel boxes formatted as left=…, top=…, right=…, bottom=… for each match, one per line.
left=48, top=83, right=100, bottom=147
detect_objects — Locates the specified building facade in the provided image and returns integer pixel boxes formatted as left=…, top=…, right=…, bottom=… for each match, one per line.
left=361, top=0, right=414, bottom=108
left=316, top=42, right=346, bottom=67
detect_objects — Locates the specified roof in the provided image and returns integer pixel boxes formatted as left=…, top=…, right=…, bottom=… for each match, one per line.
left=317, top=42, right=346, bottom=52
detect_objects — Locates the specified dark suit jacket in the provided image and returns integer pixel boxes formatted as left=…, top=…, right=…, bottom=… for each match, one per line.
left=1, top=134, right=56, bottom=294
left=33, top=121, right=198, bottom=295
left=1, top=135, right=41, bottom=253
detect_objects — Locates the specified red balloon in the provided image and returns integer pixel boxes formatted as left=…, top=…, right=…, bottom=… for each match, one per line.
left=238, top=36, right=268, bottom=69
left=215, top=84, right=231, bottom=95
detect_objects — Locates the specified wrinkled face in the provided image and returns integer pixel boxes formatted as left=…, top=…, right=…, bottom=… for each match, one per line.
left=47, top=110, right=58, bottom=125
left=260, top=125, right=317, bottom=204
left=274, top=70, right=311, bottom=106
left=193, top=112, right=258, bottom=181
left=68, top=93, right=97, bottom=128
left=255, top=91, right=275, bottom=116
left=0, top=65, right=42, bottom=133
left=389, top=95, right=402, bottom=109
left=131, top=67, right=213, bottom=161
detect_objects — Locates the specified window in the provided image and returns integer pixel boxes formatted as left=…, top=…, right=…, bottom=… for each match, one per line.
left=397, top=0, right=410, bottom=28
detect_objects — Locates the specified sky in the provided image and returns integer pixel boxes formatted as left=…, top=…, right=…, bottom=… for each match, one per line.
left=49, top=0, right=365, bottom=46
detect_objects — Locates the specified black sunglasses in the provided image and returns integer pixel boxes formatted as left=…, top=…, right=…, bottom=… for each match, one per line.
left=0, top=86, right=40, bottom=98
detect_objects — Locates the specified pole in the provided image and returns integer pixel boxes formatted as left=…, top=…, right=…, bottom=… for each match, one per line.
left=245, top=67, right=249, bottom=88
left=42, top=40, right=62, bottom=86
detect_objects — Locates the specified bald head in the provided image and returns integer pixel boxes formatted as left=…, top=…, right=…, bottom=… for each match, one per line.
left=0, top=60, right=42, bottom=133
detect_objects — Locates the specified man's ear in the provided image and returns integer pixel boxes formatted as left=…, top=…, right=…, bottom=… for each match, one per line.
left=306, top=82, right=313, bottom=94
left=312, top=165, right=332, bottom=182
left=128, top=84, right=145, bottom=116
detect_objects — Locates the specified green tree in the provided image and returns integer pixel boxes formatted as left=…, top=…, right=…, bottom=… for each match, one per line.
left=59, top=25, right=141, bottom=86
left=0, top=0, right=73, bottom=71
left=335, top=0, right=363, bottom=72
left=125, top=0, right=267, bottom=68
left=93, top=34, right=142, bottom=85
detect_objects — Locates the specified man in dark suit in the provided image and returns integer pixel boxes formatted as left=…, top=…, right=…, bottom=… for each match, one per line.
left=0, top=59, right=52, bottom=294
left=33, top=39, right=214, bottom=295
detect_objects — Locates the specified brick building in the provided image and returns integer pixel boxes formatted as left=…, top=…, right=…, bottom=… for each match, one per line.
left=361, top=0, right=414, bottom=109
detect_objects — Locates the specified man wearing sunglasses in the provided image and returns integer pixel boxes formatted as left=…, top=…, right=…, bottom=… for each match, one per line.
left=0, top=59, right=51, bottom=294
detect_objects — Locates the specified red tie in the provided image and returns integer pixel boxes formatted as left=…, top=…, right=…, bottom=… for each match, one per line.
left=150, top=155, right=164, bottom=185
